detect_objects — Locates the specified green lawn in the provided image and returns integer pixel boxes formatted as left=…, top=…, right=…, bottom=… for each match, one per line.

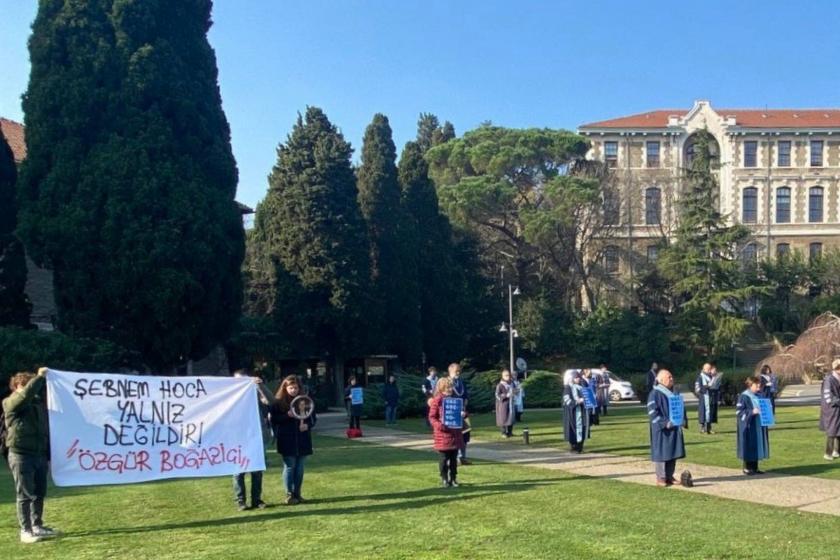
left=2, top=436, right=840, bottom=559
left=370, top=404, right=840, bottom=479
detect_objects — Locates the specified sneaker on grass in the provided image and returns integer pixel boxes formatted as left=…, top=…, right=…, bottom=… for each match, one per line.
left=20, top=530, right=43, bottom=544
left=32, top=526, right=59, bottom=538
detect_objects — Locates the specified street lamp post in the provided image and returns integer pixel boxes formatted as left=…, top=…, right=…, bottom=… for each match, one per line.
left=499, top=285, right=521, bottom=374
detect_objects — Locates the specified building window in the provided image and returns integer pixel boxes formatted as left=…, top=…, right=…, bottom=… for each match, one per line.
left=645, top=187, right=661, bottom=225
left=777, top=141, right=791, bottom=167
left=744, top=141, right=758, bottom=167
left=776, top=243, right=790, bottom=259
left=742, top=187, right=758, bottom=224
left=809, top=186, right=824, bottom=223
left=646, top=141, right=660, bottom=168
left=775, top=187, right=791, bottom=223
left=811, top=140, right=824, bottom=167
left=742, top=243, right=758, bottom=266
left=604, top=245, right=620, bottom=274
left=604, top=141, right=618, bottom=168
left=810, top=242, right=823, bottom=262
left=603, top=190, right=620, bottom=225
left=646, top=245, right=659, bottom=263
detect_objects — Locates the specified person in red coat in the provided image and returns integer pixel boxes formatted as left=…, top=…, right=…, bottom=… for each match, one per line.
left=428, top=377, right=466, bottom=487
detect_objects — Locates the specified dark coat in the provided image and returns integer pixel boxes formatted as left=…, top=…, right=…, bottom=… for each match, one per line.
left=344, top=386, right=363, bottom=416
left=382, top=383, right=399, bottom=406
left=820, top=374, right=840, bottom=437
left=736, top=391, right=769, bottom=461
left=428, top=395, right=464, bottom=451
left=695, top=373, right=720, bottom=424
left=2, top=375, right=49, bottom=456
left=495, top=381, right=514, bottom=427
left=270, top=402, right=315, bottom=457
left=451, top=377, right=469, bottom=402
left=646, top=369, right=657, bottom=391
left=562, top=383, right=590, bottom=444
left=647, top=387, right=686, bottom=462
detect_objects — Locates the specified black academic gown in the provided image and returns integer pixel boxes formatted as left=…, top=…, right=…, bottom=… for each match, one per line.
left=820, top=374, right=840, bottom=437
left=736, top=391, right=769, bottom=461
left=647, top=387, right=685, bottom=462
left=563, top=384, right=590, bottom=444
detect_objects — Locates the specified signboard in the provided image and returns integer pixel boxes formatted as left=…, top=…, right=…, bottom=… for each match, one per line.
left=582, top=386, right=597, bottom=410
left=442, top=397, right=463, bottom=429
left=350, top=387, right=364, bottom=405
left=758, top=397, right=775, bottom=427
left=668, top=394, right=685, bottom=427
left=46, top=369, right=265, bottom=487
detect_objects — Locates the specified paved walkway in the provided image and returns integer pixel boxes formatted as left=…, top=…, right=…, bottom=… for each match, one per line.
left=317, top=413, right=840, bottom=517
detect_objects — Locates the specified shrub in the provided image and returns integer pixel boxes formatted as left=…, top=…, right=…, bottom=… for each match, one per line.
left=520, top=371, right=564, bottom=408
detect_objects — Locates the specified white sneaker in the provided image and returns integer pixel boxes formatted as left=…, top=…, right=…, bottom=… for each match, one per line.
left=833, top=451, right=840, bottom=458
left=824, top=454, right=834, bottom=461
left=20, top=530, right=43, bottom=544
left=32, top=526, right=59, bottom=538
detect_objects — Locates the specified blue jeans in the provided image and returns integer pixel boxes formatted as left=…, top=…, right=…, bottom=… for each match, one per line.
left=385, top=405, right=397, bottom=424
left=232, top=471, right=263, bottom=505
left=282, top=455, right=306, bottom=496
left=8, top=452, right=48, bottom=531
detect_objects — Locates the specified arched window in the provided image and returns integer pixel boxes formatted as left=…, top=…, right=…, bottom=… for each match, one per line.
left=775, top=187, right=791, bottom=223
left=810, top=242, right=823, bottom=262
left=775, top=243, right=790, bottom=259
left=742, top=243, right=758, bottom=266
left=742, top=187, right=758, bottom=223
left=809, top=187, right=824, bottom=223
left=645, top=187, right=661, bottom=225
left=604, top=245, right=620, bottom=274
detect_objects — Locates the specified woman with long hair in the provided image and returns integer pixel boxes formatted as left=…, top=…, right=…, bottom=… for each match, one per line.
left=270, top=375, right=316, bottom=504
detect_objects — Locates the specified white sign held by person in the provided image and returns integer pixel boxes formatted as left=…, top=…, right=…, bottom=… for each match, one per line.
left=46, top=369, right=266, bottom=487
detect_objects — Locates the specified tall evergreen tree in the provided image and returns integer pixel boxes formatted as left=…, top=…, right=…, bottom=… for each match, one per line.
left=357, top=114, right=421, bottom=364
left=0, top=132, right=31, bottom=327
left=416, top=113, right=455, bottom=153
left=18, top=0, right=244, bottom=369
left=252, top=107, right=371, bottom=362
left=658, top=130, right=761, bottom=355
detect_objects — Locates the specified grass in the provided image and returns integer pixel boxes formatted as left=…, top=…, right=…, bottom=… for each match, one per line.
left=369, top=404, right=840, bottom=479
left=1, top=435, right=840, bottom=559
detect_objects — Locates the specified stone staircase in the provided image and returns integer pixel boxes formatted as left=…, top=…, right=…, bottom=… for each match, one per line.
left=734, top=323, right=775, bottom=370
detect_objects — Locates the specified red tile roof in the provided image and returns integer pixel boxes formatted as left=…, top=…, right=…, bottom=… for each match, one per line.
left=580, top=108, right=840, bottom=129
left=0, top=118, right=26, bottom=162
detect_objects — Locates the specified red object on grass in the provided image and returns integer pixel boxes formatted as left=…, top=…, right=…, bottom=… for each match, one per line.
left=346, top=428, right=363, bottom=438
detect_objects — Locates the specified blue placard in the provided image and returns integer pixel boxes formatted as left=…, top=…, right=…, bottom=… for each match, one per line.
left=668, top=395, right=685, bottom=426
left=758, top=397, right=775, bottom=427
left=350, top=387, right=364, bottom=405
left=582, top=387, right=597, bottom=410
left=443, top=397, right=463, bottom=429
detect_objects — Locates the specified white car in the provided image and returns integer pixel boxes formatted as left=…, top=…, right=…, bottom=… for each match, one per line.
left=562, top=368, right=637, bottom=402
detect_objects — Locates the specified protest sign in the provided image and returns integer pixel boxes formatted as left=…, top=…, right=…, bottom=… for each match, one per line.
left=758, top=397, right=775, bottom=427
left=668, top=394, right=685, bottom=427
left=350, top=387, right=364, bottom=405
left=442, top=397, right=463, bottom=429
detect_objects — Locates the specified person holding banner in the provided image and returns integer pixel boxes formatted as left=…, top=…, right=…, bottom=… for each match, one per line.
left=820, top=359, right=840, bottom=461
left=736, top=376, right=770, bottom=475
left=271, top=375, right=316, bottom=504
left=428, top=377, right=466, bottom=487
left=695, top=363, right=720, bottom=434
left=344, top=376, right=363, bottom=434
left=3, top=367, right=59, bottom=543
left=448, top=363, right=471, bottom=464
left=495, top=369, right=515, bottom=438
left=231, top=370, right=271, bottom=511
left=563, top=371, right=590, bottom=453
left=647, top=369, right=686, bottom=487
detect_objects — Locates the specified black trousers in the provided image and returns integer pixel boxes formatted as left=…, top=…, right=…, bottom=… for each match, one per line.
left=744, top=460, right=760, bottom=472
left=501, top=425, right=513, bottom=436
left=349, top=415, right=360, bottom=429
left=439, top=450, right=458, bottom=482
left=826, top=436, right=840, bottom=455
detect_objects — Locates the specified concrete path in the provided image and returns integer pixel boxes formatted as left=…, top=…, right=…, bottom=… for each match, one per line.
left=317, top=413, right=840, bottom=517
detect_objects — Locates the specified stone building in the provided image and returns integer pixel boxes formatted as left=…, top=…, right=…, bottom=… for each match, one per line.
left=578, top=100, right=840, bottom=286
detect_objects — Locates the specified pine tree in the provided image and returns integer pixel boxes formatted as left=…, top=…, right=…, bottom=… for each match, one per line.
left=0, top=132, right=31, bottom=327
left=357, top=114, right=421, bottom=364
left=18, top=0, right=244, bottom=369
left=252, top=107, right=371, bottom=359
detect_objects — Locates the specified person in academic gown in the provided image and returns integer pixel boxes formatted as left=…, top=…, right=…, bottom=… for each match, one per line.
left=695, top=363, right=720, bottom=434
left=820, top=359, right=840, bottom=461
left=647, top=369, right=686, bottom=486
left=495, top=369, right=515, bottom=438
left=581, top=369, right=599, bottom=426
left=563, top=371, right=590, bottom=453
left=596, top=364, right=612, bottom=416
left=736, top=376, right=770, bottom=475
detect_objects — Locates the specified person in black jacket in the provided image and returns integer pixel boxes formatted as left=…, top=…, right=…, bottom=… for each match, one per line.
left=382, top=375, right=399, bottom=425
left=271, top=375, right=316, bottom=505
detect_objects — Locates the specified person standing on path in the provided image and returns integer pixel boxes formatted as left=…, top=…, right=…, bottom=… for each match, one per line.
left=581, top=368, right=599, bottom=426
left=563, top=371, right=590, bottom=453
left=646, top=362, right=659, bottom=393
left=695, top=363, right=720, bottom=434
left=3, top=367, right=58, bottom=543
left=596, top=364, right=611, bottom=416
left=382, top=375, right=399, bottom=426
left=344, top=376, right=363, bottom=433
left=448, top=363, right=471, bottom=464
left=422, top=367, right=438, bottom=428
left=736, top=376, right=770, bottom=476
left=495, top=369, right=515, bottom=438
left=820, top=359, right=840, bottom=461
left=428, top=377, right=465, bottom=487
left=647, top=369, right=686, bottom=487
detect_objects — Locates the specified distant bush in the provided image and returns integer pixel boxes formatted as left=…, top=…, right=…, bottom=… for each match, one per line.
left=520, top=371, right=564, bottom=408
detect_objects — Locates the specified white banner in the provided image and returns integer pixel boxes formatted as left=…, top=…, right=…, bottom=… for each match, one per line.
left=46, top=369, right=266, bottom=487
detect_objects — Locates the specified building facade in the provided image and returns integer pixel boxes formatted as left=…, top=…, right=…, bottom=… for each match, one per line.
left=578, top=100, right=840, bottom=281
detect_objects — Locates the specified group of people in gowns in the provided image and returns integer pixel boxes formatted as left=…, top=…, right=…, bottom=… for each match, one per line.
left=561, top=366, right=614, bottom=452
left=694, top=362, right=722, bottom=434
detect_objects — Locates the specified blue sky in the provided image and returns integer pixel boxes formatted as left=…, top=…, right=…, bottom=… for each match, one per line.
left=2, top=1, right=840, bottom=209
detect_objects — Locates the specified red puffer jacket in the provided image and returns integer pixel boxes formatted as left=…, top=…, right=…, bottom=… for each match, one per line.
left=428, top=394, right=464, bottom=451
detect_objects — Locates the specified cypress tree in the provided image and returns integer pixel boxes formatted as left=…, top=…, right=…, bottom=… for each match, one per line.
left=18, top=0, right=244, bottom=369
left=0, top=132, right=31, bottom=327
left=253, top=107, right=371, bottom=360
left=358, top=114, right=422, bottom=365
